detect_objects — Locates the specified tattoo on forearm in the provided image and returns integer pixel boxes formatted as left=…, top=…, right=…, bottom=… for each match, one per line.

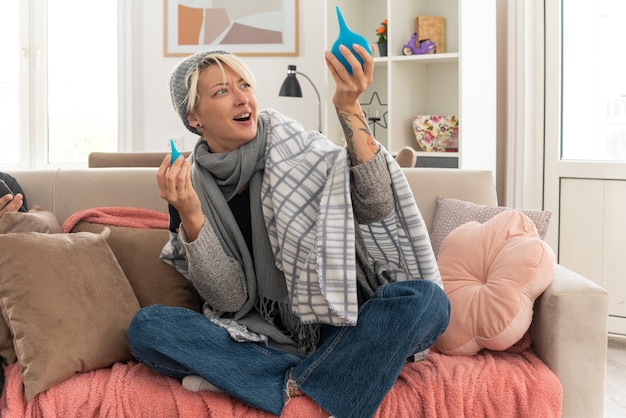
left=338, top=111, right=354, bottom=143
left=366, top=136, right=379, bottom=154
left=337, top=108, right=380, bottom=164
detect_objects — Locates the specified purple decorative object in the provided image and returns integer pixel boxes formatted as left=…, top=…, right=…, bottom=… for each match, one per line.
left=402, top=33, right=437, bottom=55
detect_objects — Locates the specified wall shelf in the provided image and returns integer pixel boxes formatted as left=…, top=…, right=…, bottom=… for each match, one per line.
left=324, top=0, right=496, bottom=172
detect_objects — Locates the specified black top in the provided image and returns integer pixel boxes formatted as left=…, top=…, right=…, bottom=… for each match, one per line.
left=168, top=187, right=253, bottom=256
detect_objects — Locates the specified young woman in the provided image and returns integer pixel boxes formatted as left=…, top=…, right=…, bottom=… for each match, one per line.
left=127, top=46, right=449, bottom=418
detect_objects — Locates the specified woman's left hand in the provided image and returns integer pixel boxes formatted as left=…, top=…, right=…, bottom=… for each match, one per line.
left=324, top=44, right=374, bottom=110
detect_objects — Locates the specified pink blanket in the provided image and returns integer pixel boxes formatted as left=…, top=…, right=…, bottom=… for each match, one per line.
left=0, top=334, right=562, bottom=418
left=61, top=207, right=169, bottom=233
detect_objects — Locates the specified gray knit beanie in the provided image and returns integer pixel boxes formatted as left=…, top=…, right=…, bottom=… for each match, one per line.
left=168, top=50, right=231, bottom=135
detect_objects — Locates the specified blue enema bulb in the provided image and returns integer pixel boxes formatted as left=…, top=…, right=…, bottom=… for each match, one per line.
left=331, top=6, right=373, bottom=75
left=169, top=139, right=182, bottom=165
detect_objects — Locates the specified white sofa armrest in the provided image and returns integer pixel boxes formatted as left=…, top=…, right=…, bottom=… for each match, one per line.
left=530, top=263, right=609, bottom=418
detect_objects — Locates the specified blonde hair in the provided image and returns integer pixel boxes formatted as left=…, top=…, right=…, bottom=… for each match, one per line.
left=185, top=53, right=257, bottom=115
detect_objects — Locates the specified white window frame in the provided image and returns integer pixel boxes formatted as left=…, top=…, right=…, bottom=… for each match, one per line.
left=14, top=0, right=127, bottom=169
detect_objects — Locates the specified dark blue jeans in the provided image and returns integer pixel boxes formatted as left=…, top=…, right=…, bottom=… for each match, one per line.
left=127, top=280, right=450, bottom=418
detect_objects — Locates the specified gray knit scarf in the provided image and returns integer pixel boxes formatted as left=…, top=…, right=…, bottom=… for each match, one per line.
left=189, top=112, right=319, bottom=354
left=188, top=109, right=440, bottom=354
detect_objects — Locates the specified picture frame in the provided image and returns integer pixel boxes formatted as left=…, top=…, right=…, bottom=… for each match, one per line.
left=163, top=0, right=299, bottom=57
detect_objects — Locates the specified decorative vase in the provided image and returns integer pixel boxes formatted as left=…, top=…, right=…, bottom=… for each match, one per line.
left=412, top=115, right=459, bottom=152
left=378, top=42, right=388, bottom=57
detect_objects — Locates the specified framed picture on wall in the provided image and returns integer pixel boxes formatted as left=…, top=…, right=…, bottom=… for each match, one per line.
left=164, top=0, right=299, bottom=57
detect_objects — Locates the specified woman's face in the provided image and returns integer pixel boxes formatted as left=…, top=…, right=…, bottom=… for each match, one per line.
left=188, top=64, right=258, bottom=153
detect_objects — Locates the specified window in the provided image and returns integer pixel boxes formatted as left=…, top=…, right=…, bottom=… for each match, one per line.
left=0, top=1, right=20, bottom=166
left=561, top=0, right=626, bottom=161
left=0, top=0, right=118, bottom=168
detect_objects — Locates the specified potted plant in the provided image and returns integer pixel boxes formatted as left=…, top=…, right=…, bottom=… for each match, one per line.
left=376, top=19, right=388, bottom=57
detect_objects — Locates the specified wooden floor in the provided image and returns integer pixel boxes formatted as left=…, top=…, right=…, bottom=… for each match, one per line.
left=606, top=336, right=626, bottom=417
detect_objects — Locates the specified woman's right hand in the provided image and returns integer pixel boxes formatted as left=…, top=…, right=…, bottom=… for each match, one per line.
left=156, top=154, right=205, bottom=241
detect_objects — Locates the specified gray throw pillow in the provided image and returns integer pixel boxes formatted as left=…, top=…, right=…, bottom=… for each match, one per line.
left=430, top=196, right=551, bottom=257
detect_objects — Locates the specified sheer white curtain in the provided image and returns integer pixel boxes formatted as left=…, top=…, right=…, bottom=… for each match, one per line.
left=500, top=0, right=545, bottom=209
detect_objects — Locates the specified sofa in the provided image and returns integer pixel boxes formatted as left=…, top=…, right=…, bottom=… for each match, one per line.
left=0, top=164, right=609, bottom=418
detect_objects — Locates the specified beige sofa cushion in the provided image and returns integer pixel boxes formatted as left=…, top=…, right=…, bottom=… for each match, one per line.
left=0, top=230, right=140, bottom=400
left=88, top=151, right=191, bottom=168
left=401, top=168, right=497, bottom=233
left=0, top=206, right=61, bottom=234
left=72, top=222, right=202, bottom=311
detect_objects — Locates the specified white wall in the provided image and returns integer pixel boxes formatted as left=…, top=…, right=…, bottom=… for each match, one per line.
left=129, top=0, right=327, bottom=152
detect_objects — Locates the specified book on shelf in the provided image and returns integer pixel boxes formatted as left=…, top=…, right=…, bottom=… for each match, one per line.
left=416, top=16, right=445, bottom=53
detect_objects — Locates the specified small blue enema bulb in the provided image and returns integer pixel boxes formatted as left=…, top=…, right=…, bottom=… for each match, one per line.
left=331, top=6, right=373, bottom=75
left=169, top=139, right=182, bottom=165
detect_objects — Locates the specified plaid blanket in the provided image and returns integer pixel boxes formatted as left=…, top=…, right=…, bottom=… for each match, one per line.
left=262, top=110, right=441, bottom=326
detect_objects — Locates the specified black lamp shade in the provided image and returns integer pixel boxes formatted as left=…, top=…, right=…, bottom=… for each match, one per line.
left=279, top=65, right=303, bottom=97
left=277, top=64, right=322, bottom=132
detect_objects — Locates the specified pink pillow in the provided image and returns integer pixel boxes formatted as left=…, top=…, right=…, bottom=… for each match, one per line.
left=435, top=210, right=554, bottom=356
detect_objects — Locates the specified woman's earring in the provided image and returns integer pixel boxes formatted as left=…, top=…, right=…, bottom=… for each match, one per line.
left=196, top=123, right=201, bottom=128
